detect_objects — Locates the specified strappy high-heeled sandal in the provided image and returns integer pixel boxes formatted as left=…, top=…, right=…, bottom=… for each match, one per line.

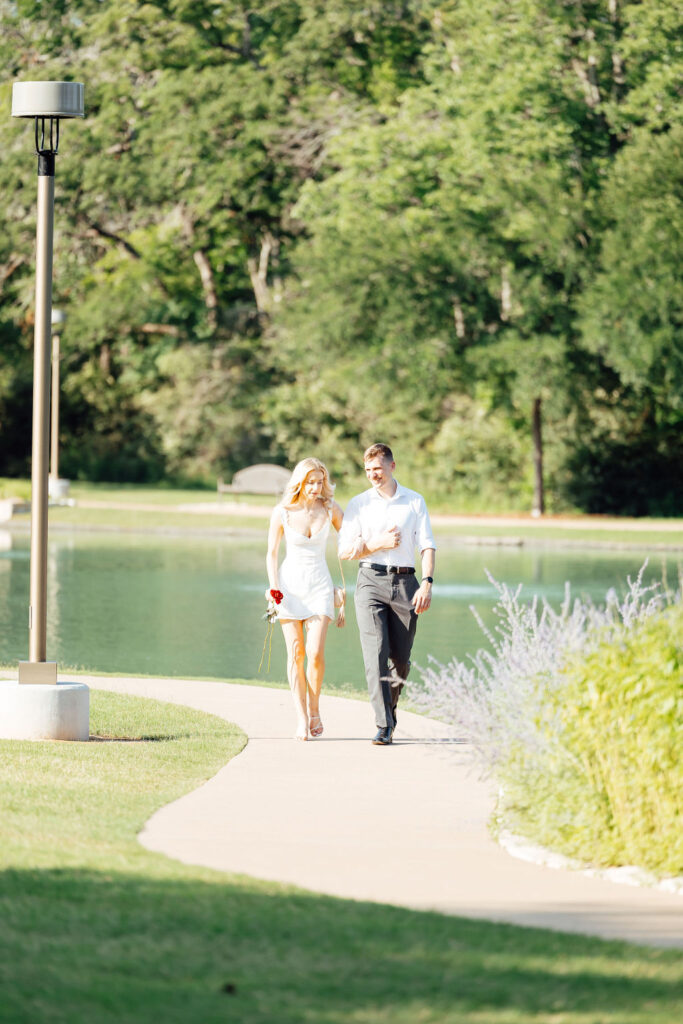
left=295, top=720, right=308, bottom=741
left=309, top=714, right=324, bottom=738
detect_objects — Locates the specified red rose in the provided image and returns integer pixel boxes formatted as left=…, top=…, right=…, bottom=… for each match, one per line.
left=270, top=589, right=283, bottom=604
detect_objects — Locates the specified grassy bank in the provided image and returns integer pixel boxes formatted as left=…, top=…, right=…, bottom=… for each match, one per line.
left=1, top=689, right=681, bottom=1023
left=3, top=478, right=683, bottom=548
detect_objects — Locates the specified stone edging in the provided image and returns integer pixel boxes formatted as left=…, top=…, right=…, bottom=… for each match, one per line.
left=498, top=828, right=683, bottom=896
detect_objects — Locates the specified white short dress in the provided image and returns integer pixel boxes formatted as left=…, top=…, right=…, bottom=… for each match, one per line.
left=277, top=507, right=334, bottom=621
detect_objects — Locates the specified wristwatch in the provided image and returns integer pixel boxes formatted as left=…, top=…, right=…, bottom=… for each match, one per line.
left=422, top=576, right=434, bottom=584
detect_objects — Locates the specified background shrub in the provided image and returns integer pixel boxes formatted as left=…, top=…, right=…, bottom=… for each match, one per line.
left=499, top=603, right=682, bottom=875
left=410, top=569, right=682, bottom=876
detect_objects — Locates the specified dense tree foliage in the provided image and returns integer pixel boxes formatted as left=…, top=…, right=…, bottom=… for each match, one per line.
left=0, top=1, right=681, bottom=511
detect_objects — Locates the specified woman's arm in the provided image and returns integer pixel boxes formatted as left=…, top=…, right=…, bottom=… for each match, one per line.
left=330, top=500, right=344, bottom=532
left=266, top=506, right=284, bottom=591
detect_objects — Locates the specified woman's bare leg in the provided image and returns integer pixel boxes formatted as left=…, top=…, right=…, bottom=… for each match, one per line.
left=280, top=619, right=308, bottom=739
left=304, top=615, right=330, bottom=733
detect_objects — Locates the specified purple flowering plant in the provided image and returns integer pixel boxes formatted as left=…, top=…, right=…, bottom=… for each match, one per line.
left=410, top=563, right=682, bottom=874
left=410, top=563, right=669, bottom=774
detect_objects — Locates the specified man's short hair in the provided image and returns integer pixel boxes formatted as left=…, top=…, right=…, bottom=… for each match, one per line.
left=364, top=442, right=394, bottom=464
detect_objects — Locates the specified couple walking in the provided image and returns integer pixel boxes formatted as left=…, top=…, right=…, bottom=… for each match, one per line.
left=266, top=442, right=436, bottom=744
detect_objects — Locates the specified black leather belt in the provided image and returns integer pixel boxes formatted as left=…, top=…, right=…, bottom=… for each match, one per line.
left=358, top=562, right=415, bottom=575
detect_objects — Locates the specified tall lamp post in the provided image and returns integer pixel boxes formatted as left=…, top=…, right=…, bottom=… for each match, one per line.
left=12, top=82, right=84, bottom=684
left=49, top=306, right=68, bottom=500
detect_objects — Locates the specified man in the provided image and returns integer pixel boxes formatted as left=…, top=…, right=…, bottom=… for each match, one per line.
left=339, top=443, right=436, bottom=745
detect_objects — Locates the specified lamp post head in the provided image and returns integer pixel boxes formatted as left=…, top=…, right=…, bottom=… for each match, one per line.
left=11, top=82, right=84, bottom=119
left=11, top=81, right=84, bottom=175
left=51, top=308, right=66, bottom=328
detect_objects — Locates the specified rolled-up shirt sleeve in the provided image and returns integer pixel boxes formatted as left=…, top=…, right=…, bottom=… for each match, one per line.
left=415, top=496, right=436, bottom=553
left=338, top=497, right=362, bottom=554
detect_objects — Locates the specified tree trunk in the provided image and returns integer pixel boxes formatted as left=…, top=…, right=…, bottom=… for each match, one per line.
left=500, top=265, right=512, bottom=321
left=608, top=0, right=626, bottom=101
left=140, top=323, right=181, bottom=337
left=531, top=396, right=545, bottom=517
left=178, top=206, right=219, bottom=328
left=193, top=250, right=218, bottom=331
left=452, top=297, right=466, bottom=341
left=247, top=233, right=276, bottom=314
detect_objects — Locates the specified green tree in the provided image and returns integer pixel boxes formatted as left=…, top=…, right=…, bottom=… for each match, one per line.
left=1, top=1, right=681, bottom=510
left=0, top=0, right=435, bottom=480
left=581, top=127, right=682, bottom=413
left=565, top=125, right=683, bottom=514
left=269, top=0, right=682, bottom=510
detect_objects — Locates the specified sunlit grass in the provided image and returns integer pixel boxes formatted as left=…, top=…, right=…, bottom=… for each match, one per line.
left=2, top=477, right=682, bottom=546
left=0, top=688, right=681, bottom=1023
left=47, top=505, right=263, bottom=532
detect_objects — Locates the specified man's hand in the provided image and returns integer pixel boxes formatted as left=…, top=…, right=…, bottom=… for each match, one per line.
left=340, top=526, right=402, bottom=560
left=379, top=525, right=401, bottom=550
left=412, top=581, right=432, bottom=614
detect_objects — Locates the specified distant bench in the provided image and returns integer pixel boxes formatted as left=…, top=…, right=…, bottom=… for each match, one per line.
left=217, top=464, right=291, bottom=497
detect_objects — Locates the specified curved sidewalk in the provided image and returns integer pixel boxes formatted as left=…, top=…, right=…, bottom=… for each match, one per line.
left=88, top=675, right=683, bottom=948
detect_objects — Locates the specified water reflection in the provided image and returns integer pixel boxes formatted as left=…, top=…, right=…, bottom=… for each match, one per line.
left=0, top=531, right=677, bottom=692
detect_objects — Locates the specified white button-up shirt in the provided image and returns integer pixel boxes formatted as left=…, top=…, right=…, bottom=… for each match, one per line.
left=339, top=481, right=436, bottom=568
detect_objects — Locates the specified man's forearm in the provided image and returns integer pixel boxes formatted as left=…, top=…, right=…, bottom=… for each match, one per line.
left=420, top=547, right=435, bottom=579
left=339, top=532, right=394, bottom=560
left=339, top=536, right=372, bottom=560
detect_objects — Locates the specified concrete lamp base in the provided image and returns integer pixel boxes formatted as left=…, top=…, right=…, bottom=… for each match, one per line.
left=0, top=680, right=90, bottom=741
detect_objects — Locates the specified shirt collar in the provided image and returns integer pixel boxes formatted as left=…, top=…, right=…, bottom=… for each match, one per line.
left=369, top=479, right=403, bottom=502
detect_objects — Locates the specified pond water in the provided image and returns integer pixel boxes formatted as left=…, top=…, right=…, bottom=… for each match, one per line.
left=0, top=529, right=677, bottom=694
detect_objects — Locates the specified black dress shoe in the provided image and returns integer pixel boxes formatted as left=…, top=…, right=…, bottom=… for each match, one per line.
left=372, top=726, right=394, bottom=745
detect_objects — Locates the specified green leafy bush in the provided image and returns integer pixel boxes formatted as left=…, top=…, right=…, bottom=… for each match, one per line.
left=414, top=571, right=682, bottom=876
left=500, top=602, right=683, bottom=875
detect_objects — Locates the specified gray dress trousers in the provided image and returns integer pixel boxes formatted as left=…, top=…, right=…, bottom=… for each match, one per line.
left=354, top=565, right=419, bottom=729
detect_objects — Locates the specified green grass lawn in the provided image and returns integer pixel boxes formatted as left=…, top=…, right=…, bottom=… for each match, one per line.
left=441, top=522, right=683, bottom=547
left=3, top=478, right=683, bottom=547
left=0, top=689, right=681, bottom=1023
left=46, top=504, right=263, bottom=532
left=66, top=481, right=268, bottom=507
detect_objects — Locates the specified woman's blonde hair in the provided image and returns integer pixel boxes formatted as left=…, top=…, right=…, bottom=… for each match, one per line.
left=282, top=458, right=335, bottom=508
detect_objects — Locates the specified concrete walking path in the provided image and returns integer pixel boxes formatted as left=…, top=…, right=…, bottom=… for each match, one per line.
left=81, top=675, right=683, bottom=949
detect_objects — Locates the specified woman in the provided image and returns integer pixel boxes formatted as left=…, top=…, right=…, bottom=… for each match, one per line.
left=266, top=458, right=344, bottom=740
